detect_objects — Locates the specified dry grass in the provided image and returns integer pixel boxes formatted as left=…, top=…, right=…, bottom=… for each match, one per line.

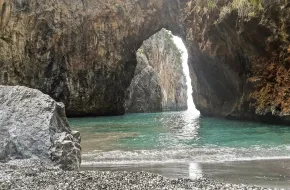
left=194, top=0, right=218, bottom=11
left=194, top=0, right=263, bottom=21
left=219, top=0, right=263, bottom=20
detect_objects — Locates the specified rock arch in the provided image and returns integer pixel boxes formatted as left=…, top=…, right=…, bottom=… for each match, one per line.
left=0, top=0, right=290, bottom=123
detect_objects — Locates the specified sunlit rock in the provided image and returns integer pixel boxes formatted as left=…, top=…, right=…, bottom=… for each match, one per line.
left=125, top=29, right=187, bottom=113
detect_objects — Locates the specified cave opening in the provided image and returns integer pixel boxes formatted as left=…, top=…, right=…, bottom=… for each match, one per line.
left=124, top=29, right=200, bottom=115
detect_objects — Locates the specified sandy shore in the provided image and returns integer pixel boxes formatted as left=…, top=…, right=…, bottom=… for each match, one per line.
left=200, top=159, right=290, bottom=189
left=81, top=159, right=290, bottom=189
left=0, top=159, right=271, bottom=190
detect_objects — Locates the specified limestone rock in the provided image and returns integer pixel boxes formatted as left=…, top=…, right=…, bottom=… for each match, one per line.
left=1, top=0, right=290, bottom=124
left=0, top=85, right=81, bottom=170
left=0, top=0, right=183, bottom=117
left=184, top=0, right=290, bottom=124
left=125, top=54, right=163, bottom=112
left=125, top=29, right=187, bottom=113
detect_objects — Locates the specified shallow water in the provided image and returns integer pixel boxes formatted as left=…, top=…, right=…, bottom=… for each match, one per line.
left=70, top=111, right=290, bottom=163
left=69, top=111, right=290, bottom=188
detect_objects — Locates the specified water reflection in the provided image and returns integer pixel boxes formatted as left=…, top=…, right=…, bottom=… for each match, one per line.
left=189, top=163, right=203, bottom=179
left=179, top=111, right=200, bottom=140
left=156, top=111, right=201, bottom=148
left=71, top=111, right=290, bottom=188
left=70, top=111, right=290, bottom=162
left=81, top=159, right=290, bottom=189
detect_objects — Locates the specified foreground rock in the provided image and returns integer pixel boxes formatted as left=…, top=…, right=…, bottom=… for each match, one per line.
left=0, top=85, right=81, bottom=170
left=125, top=29, right=187, bottom=113
left=0, top=160, right=268, bottom=190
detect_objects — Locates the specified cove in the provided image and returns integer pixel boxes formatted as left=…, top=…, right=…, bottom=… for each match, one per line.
left=69, top=112, right=290, bottom=188
left=1, top=1, right=290, bottom=189
left=68, top=37, right=290, bottom=186
left=2, top=1, right=290, bottom=124
left=68, top=29, right=290, bottom=188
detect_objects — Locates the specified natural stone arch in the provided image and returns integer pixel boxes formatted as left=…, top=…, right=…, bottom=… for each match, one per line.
left=0, top=0, right=290, bottom=124
left=0, top=0, right=185, bottom=116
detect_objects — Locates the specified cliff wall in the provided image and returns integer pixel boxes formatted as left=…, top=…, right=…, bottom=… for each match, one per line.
left=1, top=0, right=290, bottom=124
left=185, top=0, right=290, bottom=123
left=0, top=0, right=182, bottom=116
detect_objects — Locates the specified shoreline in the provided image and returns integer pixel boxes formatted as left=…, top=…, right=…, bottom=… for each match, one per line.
left=80, top=158, right=290, bottom=189
left=0, top=159, right=270, bottom=190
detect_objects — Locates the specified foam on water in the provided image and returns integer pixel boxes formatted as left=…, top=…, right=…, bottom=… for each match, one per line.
left=69, top=32, right=290, bottom=171
left=69, top=111, right=290, bottom=167
left=81, top=145, right=290, bottom=165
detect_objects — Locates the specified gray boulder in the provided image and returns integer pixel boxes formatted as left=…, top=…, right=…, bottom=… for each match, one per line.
left=125, top=53, right=163, bottom=112
left=0, top=85, right=81, bottom=170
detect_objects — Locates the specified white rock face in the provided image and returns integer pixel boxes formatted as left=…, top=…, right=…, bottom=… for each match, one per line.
left=125, top=29, right=188, bottom=113
left=0, top=85, right=81, bottom=170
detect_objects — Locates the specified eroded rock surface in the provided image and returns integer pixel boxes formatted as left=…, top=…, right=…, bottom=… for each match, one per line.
left=0, top=85, right=81, bottom=170
left=1, top=0, right=290, bottom=124
left=125, top=29, right=187, bottom=113
left=0, top=0, right=183, bottom=116
left=184, top=0, right=290, bottom=124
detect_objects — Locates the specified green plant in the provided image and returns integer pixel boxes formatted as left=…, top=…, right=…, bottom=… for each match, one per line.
left=195, top=0, right=218, bottom=11
left=218, top=0, right=263, bottom=21
left=250, top=0, right=262, bottom=7
left=207, top=0, right=217, bottom=11
left=137, top=48, right=144, bottom=54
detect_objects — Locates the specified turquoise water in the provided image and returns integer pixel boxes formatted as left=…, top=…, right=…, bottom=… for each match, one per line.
left=69, top=111, right=290, bottom=164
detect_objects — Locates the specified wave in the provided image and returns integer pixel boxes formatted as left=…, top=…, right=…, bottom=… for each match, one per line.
left=81, top=145, right=290, bottom=165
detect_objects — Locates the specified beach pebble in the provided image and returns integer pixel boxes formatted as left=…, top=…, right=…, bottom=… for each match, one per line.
left=0, top=160, right=271, bottom=190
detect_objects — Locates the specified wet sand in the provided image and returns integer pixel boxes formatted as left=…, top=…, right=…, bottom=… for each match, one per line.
left=0, top=161, right=266, bottom=190
left=81, top=159, right=290, bottom=189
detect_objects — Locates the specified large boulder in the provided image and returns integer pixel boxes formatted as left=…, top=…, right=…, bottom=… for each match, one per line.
left=125, top=53, right=163, bottom=112
left=0, top=85, right=81, bottom=170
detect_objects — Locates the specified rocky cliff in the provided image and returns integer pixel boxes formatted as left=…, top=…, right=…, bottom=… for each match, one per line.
left=184, top=0, right=290, bottom=124
left=0, top=0, right=183, bottom=117
left=0, top=85, right=81, bottom=170
left=1, top=0, right=290, bottom=124
left=125, top=29, right=187, bottom=113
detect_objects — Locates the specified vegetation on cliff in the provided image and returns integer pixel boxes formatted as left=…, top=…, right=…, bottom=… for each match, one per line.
left=0, top=0, right=290, bottom=123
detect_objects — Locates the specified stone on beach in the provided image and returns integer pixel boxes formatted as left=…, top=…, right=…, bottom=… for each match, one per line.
left=0, top=160, right=268, bottom=190
left=0, top=85, right=81, bottom=170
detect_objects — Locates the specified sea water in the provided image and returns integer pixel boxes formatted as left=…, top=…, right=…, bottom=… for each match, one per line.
left=69, top=111, right=290, bottom=165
